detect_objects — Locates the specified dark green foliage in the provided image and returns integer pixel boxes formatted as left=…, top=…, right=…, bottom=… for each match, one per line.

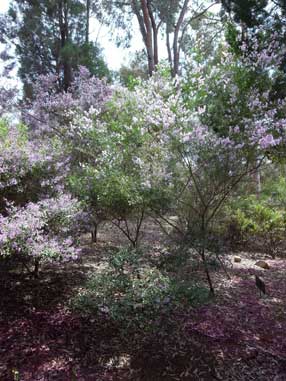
left=72, top=247, right=210, bottom=330
left=157, top=246, right=191, bottom=272
left=5, top=0, right=110, bottom=97
left=76, top=42, right=110, bottom=80
left=72, top=248, right=171, bottom=329
left=169, top=280, right=210, bottom=307
left=221, top=0, right=269, bottom=27
left=221, top=0, right=286, bottom=100
left=226, top=188, right=286, bottom=257
left=118, top=50, right=149, bottom=87
left=224, top=22, right=242, bottom=56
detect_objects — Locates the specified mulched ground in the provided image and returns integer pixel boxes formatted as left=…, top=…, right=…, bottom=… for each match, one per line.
left=0, top=224, right=286, bottom=381
left=185, top=254, right=286, bottom=380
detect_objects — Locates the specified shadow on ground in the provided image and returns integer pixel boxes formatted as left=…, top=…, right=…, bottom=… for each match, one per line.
left=1, top=226, right=286, bottom=380
left=0, top=271, right=218, bottom=380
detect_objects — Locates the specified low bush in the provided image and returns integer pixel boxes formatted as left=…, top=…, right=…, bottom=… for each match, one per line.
left=225, top=196, right=286, bottom=257
left=72, top=247, right=209, bottom=331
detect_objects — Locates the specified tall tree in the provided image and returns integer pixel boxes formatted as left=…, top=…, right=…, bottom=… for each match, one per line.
left=4, top=0, right=109, bottom=97
left=93, top=0, right=217, bottom=77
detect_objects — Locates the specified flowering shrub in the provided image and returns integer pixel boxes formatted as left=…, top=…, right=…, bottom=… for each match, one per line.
left=24, top=66, right=112, bottom=140
left=1, top=33, right=286, bottom=290
left=0, top=122, right=39, bottom=192
left=61, top=69, right=182, bottom=244
left=0, top=194, right=82, bottom=275
left=0, top=120, right=71, bottom=208
left=0, top=118, right=85, bottom=276
left=182, top=40, right=286, bottom=157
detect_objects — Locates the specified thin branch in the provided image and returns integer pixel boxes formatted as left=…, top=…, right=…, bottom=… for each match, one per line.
left=206, top=157, right=265, bottom=226
left=151, top=208, right=184, bottom=236
left=189, top=2, right=219, bottom=22
left=152, top=216, right=174, bottom=238
left=112, top=219, right=135, bottom=246
left=178, top=146, right=207, bottom=209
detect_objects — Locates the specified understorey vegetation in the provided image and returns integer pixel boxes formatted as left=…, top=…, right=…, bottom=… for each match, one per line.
left=1, top=1, right=286, bottom=379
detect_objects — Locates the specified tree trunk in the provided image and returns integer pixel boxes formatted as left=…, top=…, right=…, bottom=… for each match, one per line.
left=34, top=258, right=40, bottom=279
left=91, top=223, right=98, bottom=243
left=166, top=28, right=173, bottom=67
left=131, top=0, right=161, bottom=75
left=58, top=0, right=72, bottom=90
left=201, top=248, right=215, bottom=295
left=256, top=169, right=261, bottom=198
left=147, top=1, right=159, bottom=66
left=153, top=28, right=159, bottom=66
left=86, top=0, right=90, bottom=44
left=173, top=32, right=180, bottom=77
left=200, top=216, right=215, bottom=295
left=140, top=0, right=155, bottom=75
left=172, top=0, right=189, bottom=77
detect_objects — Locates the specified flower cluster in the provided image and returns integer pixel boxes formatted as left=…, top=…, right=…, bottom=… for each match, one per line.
left=25, top=66, right=112, bottom=138
left=183, top=41, right=286, bottom=155
left=0, top=194, right=82, bottom=263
